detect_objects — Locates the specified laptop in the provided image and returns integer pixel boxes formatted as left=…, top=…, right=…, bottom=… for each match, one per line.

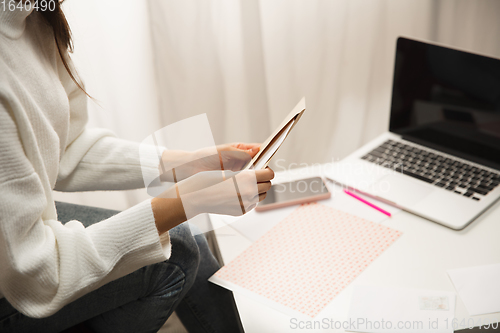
left=326, top=37, right=500, bottom=230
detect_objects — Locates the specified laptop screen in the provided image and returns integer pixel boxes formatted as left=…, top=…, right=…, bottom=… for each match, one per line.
left=390, top=37, right=500, bottom=171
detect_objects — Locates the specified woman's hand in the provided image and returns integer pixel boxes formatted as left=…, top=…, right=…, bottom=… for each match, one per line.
left=180, top=167, right=273, bottom=217
left=152, top=167, right=274, bottom=234
left=215, top=143, right=261, bottom=171
left=159, top=143, right=261, bottom=182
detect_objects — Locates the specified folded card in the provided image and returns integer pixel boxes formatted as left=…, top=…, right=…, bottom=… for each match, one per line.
left=245, top=97, right=305, bottom=170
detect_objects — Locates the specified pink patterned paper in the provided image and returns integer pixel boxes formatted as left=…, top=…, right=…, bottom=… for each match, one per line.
left=214, top=203, right=402, bottom=318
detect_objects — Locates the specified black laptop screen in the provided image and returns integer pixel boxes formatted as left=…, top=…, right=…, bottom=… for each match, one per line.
left=390, top=37, right=500, bottom=171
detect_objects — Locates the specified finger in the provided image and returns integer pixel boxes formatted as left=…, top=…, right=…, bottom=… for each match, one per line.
left=246, top=146, right=260, bottom=158
left=255, top=167, right=275, bottom=182
left=258, top=192, right=267, bottom=202
left=231, top=143, right=261, bottom=158
left=257, top=181, right=272, bottom=194
left=220, top=150, right=252, bottom=161
left=232, top=143, right=261, bottom=150
left=217, top=144, right=252, bottom=158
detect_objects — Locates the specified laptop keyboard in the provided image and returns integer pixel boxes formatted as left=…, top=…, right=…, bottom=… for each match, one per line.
left=361, top=140, right=500, bottom=201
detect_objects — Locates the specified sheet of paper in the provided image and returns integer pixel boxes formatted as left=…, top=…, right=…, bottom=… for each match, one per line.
left=447, top=263, right=500, bottom=316
left=210, top=181, right=400, bottom=242
left=210, top=203, right=402, bottom=318
left=348, top=285, right=456, bottom=333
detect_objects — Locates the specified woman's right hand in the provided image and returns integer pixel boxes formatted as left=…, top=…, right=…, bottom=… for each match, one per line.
left=181, top=168, right=274, bottom=217
left=151, top=168, right=274, bottom=234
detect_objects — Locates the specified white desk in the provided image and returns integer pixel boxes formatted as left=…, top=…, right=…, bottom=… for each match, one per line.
left=213, top=165, right=500, bottom=333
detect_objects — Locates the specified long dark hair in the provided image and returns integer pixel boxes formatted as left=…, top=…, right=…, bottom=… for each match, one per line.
left=36, top=0, right=88, bottom=96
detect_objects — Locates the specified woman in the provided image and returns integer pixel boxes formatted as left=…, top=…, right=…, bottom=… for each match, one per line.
left=0, top=1, right=274, bottom=332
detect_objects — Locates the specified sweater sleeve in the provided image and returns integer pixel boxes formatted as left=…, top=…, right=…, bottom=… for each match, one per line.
left=55, top=128, right=164, bottom=192
left=0, top=104, right=171, bottom=319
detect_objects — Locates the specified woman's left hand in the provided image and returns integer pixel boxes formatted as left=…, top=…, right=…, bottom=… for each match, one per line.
left=213, top=143, right=261, bottom=171
left=159, top=143, right=261, bottom=182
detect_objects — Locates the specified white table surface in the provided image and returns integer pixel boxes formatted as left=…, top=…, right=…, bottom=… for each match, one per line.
left=213, top=166, right=500, bottom=333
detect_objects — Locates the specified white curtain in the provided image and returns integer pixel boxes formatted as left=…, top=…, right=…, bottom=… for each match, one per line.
left=53, top=0, right=500, bottom=211
left=147, top=0, right=435, bottom=166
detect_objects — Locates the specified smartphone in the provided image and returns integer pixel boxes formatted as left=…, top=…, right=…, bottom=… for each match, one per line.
left=256, top=177, right=331, bottom=212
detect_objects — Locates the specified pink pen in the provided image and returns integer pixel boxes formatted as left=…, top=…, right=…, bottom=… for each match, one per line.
left=344, top=189, right=392, bottom=217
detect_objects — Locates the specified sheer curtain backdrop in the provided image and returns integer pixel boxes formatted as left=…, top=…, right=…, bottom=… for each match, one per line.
left=53, top=0, right=500, bottom=211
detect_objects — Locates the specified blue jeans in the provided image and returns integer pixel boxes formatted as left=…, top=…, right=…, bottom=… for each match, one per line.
left=0, top=202, right=243, bottom=333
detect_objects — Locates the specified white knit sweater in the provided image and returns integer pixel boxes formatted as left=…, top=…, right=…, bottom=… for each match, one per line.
left=0, top=7, right=171, bottom=318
